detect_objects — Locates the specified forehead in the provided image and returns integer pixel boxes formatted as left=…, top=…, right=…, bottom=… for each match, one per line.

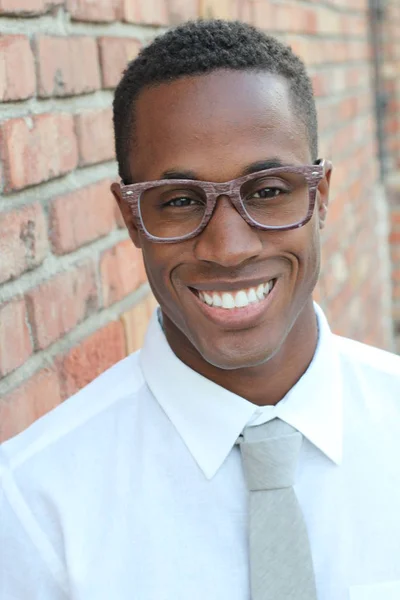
left=131, top=70, right=310, bottom=181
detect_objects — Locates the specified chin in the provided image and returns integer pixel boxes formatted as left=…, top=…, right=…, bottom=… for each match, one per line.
left=196, top=332, right=282, bottom=371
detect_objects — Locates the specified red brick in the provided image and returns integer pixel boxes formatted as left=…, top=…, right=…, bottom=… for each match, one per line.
left=200, top=0, right=238, bottom=19
left=0, top=114, right=78, bottom=191
left=167, top=0, right=199, bottom=23
left=57, top=320, right=126, bottom=399
left=0, top=203, right=48, bottom=284
left=121, top=298, right=150, bottom=354
left=98, top=37, right=141, bottom=89
left=146, top=293, right=158, bottom=318
left=390, top=244, right=400, bottom=264
left=0, top=299, right=33, bottom=377
left=393, top=273, right=400, bottom=289
left=341, top=13, right=367, bottom=37
left=347, top=40, right=369, bottom=61
left=36, top=36, right=101, bottom=98
left=67, top=0, right=121, bottom=21
left=312, top=73, right=329, bottom=98
left=302, top=7, right=318, bottom=34
left=50, top=180, right=116, bottom=254
left=387, top=182, right=400, bottom=207
left=100, top=239, right=146, bottom=307
left=286, top=36, right=314, bottom=66
left=251, top=0, right=272, bottom=26
left=75, top=108, right=115, bottom=166
left=238, top=0, right=253, bottom=23
left=0, top=368, right=62, bottom=443
left=0, top=0, right=61, bottom=14
left=271, top=5, right=317, bottom=34
left=114, top=198, right=126, bottom=228
left=121, top=0, right=168, bottom=24
left=26, top=263, right=98, bottom=350
left=390, top=211, right=400, bottom=227
left=121, top=293, right=158, bottom=354
left=0, top=36, right=35, bottom=101
left=0, top=0, right=42, bottom=12
left=316, top=7, right=342, bottom=35
left=389, top=231, right=400, bottom=245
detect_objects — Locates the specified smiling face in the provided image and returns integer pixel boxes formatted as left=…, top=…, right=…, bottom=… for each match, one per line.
left=113, top=70, right=331, bottom=371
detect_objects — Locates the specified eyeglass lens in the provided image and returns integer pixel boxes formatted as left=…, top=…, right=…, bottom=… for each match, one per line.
left=138, top=171, right=310, bottom=239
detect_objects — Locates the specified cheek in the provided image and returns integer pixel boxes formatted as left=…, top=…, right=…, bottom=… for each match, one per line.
left=301, top=219, right=321, bottom=283
left=279, top=218, right=320, bottom=289
left=141, top=243, right=185, bottom=307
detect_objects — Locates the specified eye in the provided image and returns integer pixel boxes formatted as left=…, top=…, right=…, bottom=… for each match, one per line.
left=165, top=197, right=201, bottom=208
left=251, top=187, right=282, bottom=199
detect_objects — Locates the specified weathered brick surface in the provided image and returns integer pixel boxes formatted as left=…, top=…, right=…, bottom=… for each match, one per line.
left=25, top=263, right=98, bottom=350
left=121, top=296, right=150, bottom=355
left=98, top=36, right=141, bottom=89
left=75, top=108, right=115, bottom=166
left=0, top=203, right=48, bottom=284
left=389, top=181, right=400, bottom=333
left=67, top=0, right=121, bottom=22
left=0, top=35, right=35, bottom=101
left=0, top=368, right=62, bottom=443
left=121, top=0, right=168, bottom=25
left=0, top=0, right=62, bottom=14
left=168, top=0, right=199, bottom=24
left=0, top=114, right=78, bottom=191
left=100, top=240, right=146, bottom=307
left=36, top=36, right=101, bottom=97
left=0, top=0, right=399, bottom=442
left=382, top=1, right=400, bottom=171
left=57, top=320, right=126, bottom=399
left=0, top=299, right=33, bottom=377
left=49, top=180, right=116, bottom=254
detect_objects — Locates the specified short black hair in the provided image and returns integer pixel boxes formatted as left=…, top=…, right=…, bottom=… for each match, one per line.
left=113, top=19, right=318, bottom=183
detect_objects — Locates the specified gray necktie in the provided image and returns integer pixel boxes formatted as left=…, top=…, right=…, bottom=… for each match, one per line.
left=239, top=418, right=317, bottom=600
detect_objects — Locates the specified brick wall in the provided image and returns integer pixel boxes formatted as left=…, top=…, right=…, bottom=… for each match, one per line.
left=381, top=0, right=400, bottom=350
left=0, top=0, right=397, bottom=442
left=382, top=0, right=400, bottom=172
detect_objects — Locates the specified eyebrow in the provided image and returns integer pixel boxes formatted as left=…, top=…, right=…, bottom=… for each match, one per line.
left=160, top=159, right=286, bottom=181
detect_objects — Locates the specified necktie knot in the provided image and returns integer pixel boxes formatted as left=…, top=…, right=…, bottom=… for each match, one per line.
left=240, top=431, right=303, bottom=491
left=239, top=418, right=303, bottom=491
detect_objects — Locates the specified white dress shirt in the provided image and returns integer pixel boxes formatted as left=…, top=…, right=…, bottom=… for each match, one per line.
left=1, top=305, right=400, bottom=600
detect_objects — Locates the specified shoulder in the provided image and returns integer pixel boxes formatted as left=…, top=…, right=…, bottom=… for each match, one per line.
left=0, top=350, right=153, bottom=576
left=1, top=350, right=146, bottom=473
left=335, top=334, right=400, bottom=377
left=0, top=353, right=148, bottom=597
left=334, top=334, right=400, bottom=409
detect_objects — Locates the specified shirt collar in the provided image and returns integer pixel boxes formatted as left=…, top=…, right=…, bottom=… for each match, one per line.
left=140, top=303, right=343, bottom=479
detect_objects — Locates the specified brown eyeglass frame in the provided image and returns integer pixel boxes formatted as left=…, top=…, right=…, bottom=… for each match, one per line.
left=119, top=160, right=329, bottom=244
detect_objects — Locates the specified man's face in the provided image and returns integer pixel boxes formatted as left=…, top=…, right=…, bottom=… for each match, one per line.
left=114, top=70, right=331, bottom=370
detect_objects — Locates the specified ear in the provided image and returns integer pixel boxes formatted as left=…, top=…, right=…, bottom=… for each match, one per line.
left=111, top=182, right=142, bottom=248
left=317, top=161, right=333, bottom=230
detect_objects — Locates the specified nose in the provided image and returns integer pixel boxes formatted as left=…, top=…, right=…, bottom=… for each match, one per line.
left=193, top=195, right=263, bottom=267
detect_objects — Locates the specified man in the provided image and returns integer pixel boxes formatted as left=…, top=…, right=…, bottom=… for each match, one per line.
left=1, top=19, right=400, bottom=600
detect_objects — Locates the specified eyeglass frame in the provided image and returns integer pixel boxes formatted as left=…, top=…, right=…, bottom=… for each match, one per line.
left=118, top=160, right=329, bottom=244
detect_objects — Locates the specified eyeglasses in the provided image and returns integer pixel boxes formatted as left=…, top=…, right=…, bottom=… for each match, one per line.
left=119, top=161, right=328, bottom=243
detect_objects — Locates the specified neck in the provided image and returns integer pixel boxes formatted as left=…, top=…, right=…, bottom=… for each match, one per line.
left=162, top=300, right=319, bottom=406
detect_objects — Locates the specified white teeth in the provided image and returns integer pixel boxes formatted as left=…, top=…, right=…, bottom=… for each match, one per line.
left=203, top=292, right=213, bottom=306
left=212, top=293, right=222, bottom=307
left=198, top=280, right=275, bottom=310
left=247, top=288, right=258, bottom=303
left=264, top=281, right=272, bottom=294
left=222, top=293, right=235, bottom=309
left=235, top=290, right=249, bottom=308
left=256, top=284, right=265, bottom=300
